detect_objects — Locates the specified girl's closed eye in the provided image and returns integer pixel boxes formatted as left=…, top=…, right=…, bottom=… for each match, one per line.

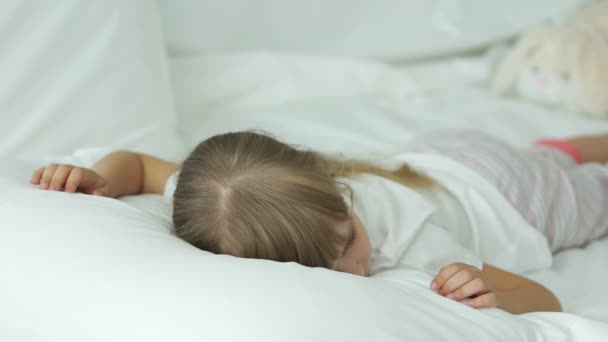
left=347, top=224, right=357, bottom=247
left=340, top=223, right=357, bottom=257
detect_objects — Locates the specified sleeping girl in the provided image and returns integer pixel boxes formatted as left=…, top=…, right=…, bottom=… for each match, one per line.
left=30, top=130, right=608, bottom=314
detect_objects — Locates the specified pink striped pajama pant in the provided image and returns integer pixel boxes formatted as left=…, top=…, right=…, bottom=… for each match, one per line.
left=408, top=131, right=608, bottom=253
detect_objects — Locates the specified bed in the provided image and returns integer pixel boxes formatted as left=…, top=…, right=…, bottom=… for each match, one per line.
left=1, top=1, right=608, bottom=341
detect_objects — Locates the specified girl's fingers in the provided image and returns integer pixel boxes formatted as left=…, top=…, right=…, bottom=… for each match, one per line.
left=64, top=167, right=83, bottom=193
left=30, top=167, right=46, bottom=185
left=431, top=263, right=465, bottom=291
left=48, top=165, right=74, bottom=191
left=439, top=266, right=479, bottom=295
left=33, top=164, right=106, bottom=196
left=39, top=164, right=59, bottom=189
left=445, top=278, right=489, bottom=301
left=440, top=268, right=479, bottom=295
left=92, top=189, right=107, bottom=197
left=78, top=169, right=106, bottom=195
left=34, top=164, right=106, bottom=196
left=467, top=292, right=499, bottom=309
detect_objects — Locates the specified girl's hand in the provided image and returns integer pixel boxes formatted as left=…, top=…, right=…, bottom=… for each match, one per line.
left=430, top=263, right=501, bottom=309
left=30, top=164, right=110, bottom=197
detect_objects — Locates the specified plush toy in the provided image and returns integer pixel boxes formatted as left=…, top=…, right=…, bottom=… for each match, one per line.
left=491, top=1, right=608, bottom=118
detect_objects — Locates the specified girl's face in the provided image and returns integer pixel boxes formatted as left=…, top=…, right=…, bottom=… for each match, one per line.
left=333, top=211, right=371, bottom=277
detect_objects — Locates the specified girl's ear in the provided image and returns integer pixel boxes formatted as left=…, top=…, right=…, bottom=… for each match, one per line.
left=574, top=32, right=608, bottom=118
left=491, top=25, right=555, bottom=95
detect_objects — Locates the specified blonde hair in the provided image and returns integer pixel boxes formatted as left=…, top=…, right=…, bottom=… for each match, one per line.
left=172, top=131, right=433, bottom=268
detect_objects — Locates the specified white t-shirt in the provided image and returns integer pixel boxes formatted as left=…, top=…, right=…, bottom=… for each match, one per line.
left=340, top=173, right=484, bottom=275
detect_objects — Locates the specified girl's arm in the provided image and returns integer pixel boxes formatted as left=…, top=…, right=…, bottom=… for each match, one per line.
left=431, top=262, right=562, bottom=314
left=91, top=151, right=179, bottom=197
left=31, top=151, right=179, bottom=198
left=480, top=263, right=562, bottom=314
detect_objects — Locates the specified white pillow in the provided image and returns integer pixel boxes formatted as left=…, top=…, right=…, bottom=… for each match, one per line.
left=0, top=157, right=549, bottom=342
left=170, top=52, right=420, bottom=145
left=0, top=0, right=185, bottom=160
left=158, top=0, right=583, bottom=60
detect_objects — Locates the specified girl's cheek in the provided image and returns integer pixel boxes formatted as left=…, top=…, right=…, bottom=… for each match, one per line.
left=336, top=258, right=366, bottom=276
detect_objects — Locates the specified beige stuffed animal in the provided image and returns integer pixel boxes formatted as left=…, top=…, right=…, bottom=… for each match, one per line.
left=492, top=1, right=608, bottom=118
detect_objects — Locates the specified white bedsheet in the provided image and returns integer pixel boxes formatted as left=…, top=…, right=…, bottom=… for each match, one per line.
left=170, top=51, right=608, bottom=340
